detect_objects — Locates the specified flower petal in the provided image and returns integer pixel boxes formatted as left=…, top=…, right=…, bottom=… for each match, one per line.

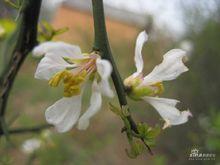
left=96, top=58, right=114, bottom=98
left=32, top=41, right=83, bottom=59
left=77, top=80, right=102, bottom=130
left=142, top=49, right=189, bottom=85
left=21, top=138, right=41, bottom=154
left=34, top=55, right=75, bottom=80
left=143, top=96, right=192, bottom=129
left=132, top=31, right=148, bottom=77
left=45, top=96, right=82, bottom=133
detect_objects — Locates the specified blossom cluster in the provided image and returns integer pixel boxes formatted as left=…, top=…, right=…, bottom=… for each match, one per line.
left=33, top=31, right=192, bottom=133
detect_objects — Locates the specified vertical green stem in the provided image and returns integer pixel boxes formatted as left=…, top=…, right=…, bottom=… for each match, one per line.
left=91, top=0, right=139, bottom=131
left=91, top=1, right=153, bottom=154
left=91, top=0, right=127, bottom=106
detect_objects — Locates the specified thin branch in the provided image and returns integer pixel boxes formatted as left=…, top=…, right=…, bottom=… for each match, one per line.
left=0, top=124, right=52, bottom=135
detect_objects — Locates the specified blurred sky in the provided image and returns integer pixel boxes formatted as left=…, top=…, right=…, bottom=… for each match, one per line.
left=104, top=0, right=217, bottom=37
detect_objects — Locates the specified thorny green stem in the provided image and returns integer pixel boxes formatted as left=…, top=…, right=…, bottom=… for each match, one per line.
left=91, top=0, right=127, bottom=106
left=91, top=0, right=136, bottom=128
left=0, top=0, right=50, bottom=136
left=91, top=0, right=153, bottom=155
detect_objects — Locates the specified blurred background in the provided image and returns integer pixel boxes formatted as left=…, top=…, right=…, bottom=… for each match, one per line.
left=0, top=0, right=219, bottom=164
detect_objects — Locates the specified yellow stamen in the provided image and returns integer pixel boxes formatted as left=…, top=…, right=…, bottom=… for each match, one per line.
left=48, top=70, right=69, bottom=87
left=151, top=82, right=164, bottom=95
left=49, top=70, right=87, bottom=97
left=63, top=57, right=90, bottom=65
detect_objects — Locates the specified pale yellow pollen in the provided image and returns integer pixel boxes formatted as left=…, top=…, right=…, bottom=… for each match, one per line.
left=49, top=54, right=98, bottom=97
left=151, top=82, right=164, bottom=96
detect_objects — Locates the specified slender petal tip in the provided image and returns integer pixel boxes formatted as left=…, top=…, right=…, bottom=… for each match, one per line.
left=134, top=31, right=148, bottom=75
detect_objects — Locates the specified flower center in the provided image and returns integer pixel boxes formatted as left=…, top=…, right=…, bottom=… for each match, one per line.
left=124, top=76, right=164, bottom=100
left=49, top=54, right=98, bottom=97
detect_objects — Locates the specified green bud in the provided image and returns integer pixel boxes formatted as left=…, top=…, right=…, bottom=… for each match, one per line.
left=137, top=123, right=161, bottom=147
left=109, top=103, right=122, bottom=117
left=126, top=141, right=144, bottom=159
left=127, top=86, right=154, bottom=101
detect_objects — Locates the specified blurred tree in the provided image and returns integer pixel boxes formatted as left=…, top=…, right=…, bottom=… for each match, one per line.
left=152, top=1, right=220, bottom=165
left=167, top=1, right=220, bottom=164
left=0, top=1, right=15, bottom=18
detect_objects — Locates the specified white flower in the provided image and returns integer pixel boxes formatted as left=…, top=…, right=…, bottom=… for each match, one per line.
left=21, top=138, right=41, bottom=154
left=124, top=31, right=192, bottom=129
left=179, top=40, right=193, bottom=56
left=33, top=41, right=114, bottom=132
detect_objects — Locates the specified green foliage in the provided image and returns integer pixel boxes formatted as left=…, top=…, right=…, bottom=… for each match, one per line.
left=126, top=140, right=144, bottom=159
left=0, top=19, right=16, bottom=38
left=0, top=155, right=13, bottom=165
left=152, top=155, right=167, bottom=165
left=165, top=4, right=220, bottom=164
left=4, top=0, right=22, bottom=9
left=0, top=19, right=16, bottom=76
left=199, top=109, right=220, bottom=152
left=137, top=123, right=160, bottom=147
left=110, top=103, right=161, bottom=158
left=38, top=21, right=69, bottom=42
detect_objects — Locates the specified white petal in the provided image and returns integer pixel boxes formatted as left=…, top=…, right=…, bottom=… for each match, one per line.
left=21, top=138, right=41, bottom=154
left=34, top=55, right=75, bottom=80
left=142, top=49, right=189, bottom=85
left=96, top=59, right=114, bottom=97
left=32, top=41, right=83, bottom=59
left=143, top=96, right=192, bottom=128
left=77, top=81, right=102, bottom=130
left=133, top=31, right=148, bottom=77
left=45, top=96, right=82, bottom=133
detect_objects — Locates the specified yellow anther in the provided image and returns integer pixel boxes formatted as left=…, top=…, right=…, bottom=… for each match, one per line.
left=63, top=56, right=90, bottom=65
left=151, top=82, right=164, bottom=95
left=49, top=71, right=69, bottom=87
left=124, top=76, right=142, bottom=88
left=49, top=70, right=88, bottom=97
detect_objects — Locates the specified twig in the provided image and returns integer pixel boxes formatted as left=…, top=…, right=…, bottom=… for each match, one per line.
left=0, top=124, right=52, bottom=135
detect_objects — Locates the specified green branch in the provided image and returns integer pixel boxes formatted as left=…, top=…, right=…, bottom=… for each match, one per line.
left=91, top=0, right=127, bottom=107
left=91, top=0, right=153, bottom=156
left=91, top=0, right=139, bottom=129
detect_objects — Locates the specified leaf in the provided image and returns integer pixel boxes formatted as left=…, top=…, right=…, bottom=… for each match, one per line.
left=144, top=139, right=156, bottom=147
left=109, top=103, right=122, bottom=117
left=0, top=19, right=16, bottom=36
left=126, top=141, right=144, bottom=159
left=38, top=21, right=69, bottom=42
left=137, top=123, right=149, bottom=137
left=54, top=27, right=69, bottom=36
left=147, top=126, right=161, bottom=139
